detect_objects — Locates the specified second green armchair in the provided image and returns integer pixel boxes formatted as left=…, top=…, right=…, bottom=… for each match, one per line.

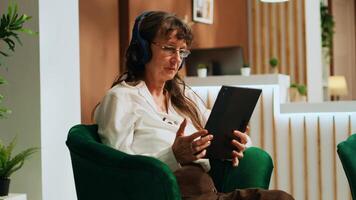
left=66, top=124, right=273, bottom=200
left=337, top=134, right=356, bottom=200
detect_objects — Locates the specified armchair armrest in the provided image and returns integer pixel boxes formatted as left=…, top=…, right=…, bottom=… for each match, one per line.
left=66, top=125, right=181, bottom=200
left=209, top=147, right=273, bottom=192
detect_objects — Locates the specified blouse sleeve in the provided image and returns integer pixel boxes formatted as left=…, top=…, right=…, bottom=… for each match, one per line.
left=94, top=93, right=137, bottom=151
left=94, top=92, right=182, bottom=171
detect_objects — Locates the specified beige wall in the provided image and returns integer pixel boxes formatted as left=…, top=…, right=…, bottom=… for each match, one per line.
left=124, top=0, right=248, bottom=48
left=80, top=0, right=249, bottom=122
left=79, top=0, right=119, bottom=123
left=248, top=0, right=307, bottom=86
left=332, top=0, right=356, bottom=100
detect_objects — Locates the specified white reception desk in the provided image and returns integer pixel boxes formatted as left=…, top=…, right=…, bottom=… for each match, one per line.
left=184, top=74, right=356, bottom=200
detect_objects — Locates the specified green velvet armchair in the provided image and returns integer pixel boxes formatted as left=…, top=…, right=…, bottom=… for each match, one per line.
left=337, top=134, right=356, bottom=200
left=66, top=124, right=273, bottom=200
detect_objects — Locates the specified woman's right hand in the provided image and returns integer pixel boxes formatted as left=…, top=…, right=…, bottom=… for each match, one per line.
left=172, top=119, right=213, bottom=165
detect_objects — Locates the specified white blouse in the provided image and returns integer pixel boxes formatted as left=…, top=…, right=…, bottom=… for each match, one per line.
left=94, top=81, right=211, bottom=172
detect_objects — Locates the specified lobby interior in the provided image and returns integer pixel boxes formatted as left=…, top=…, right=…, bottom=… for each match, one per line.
left=0, top=0, right=355, bottom=199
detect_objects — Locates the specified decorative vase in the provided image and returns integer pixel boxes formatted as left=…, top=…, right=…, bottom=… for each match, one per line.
left=197, top=68, right=207, bottom=77
left=0, top=178, right=10, bottom=196
left=240, top=67, right=251, bottom=76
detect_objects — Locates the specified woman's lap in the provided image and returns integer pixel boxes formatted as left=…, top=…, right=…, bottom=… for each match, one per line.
left=174, top=165, right=294, bottom=200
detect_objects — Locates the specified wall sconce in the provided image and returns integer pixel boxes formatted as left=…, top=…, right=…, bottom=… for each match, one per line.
left=260, top=0, right=289, bottom=2
left=328, top=75, right=348, bottom=100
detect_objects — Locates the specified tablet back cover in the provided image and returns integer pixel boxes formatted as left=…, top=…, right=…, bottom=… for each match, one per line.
left=205, top=86, right=262, bottom=159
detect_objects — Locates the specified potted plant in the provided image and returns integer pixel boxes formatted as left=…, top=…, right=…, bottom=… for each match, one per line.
left=0, top=1, right=37, bottom=196
left=269, top=57, right=279, bottom=74
left=320, top=2, right=335, bottom=58
left=0, top=138, right=38, bottom=196
left=289, top=83, right=307, bottom=102
left=196, top=63, right=208, bottom=77
left=1, top=0, right=35, bottom=118
left=240, top=63, right=251, bottom=76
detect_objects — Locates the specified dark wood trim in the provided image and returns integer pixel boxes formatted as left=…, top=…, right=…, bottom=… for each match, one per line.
left=253, top=0, right=259, bottom=74
left=286, top=1, right=291, bottom=77
left=261, top=3, right=267, bottom=73
left=277, top=3, right=283, bottom=75
left=293, top=0, right=299, bottom=83
left=119, top=0, right=130, bottom=73
left=302, top=0, right=307, bottom=85
left=245, top=0, right=250, bottom=64
left=328, top=0, right=334, bottom=76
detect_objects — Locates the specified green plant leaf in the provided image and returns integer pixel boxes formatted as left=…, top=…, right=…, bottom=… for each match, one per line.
left=320, top=2, right=335, bottom=50
left=243, top=63, right=249, bottom=68
left=19, top=28, right=36, bottom=35
left=3, top=147, right=38, bottom=178
left=290, top=83, right=298, bottom=88
left=7, top=1, right=13, bottom=20
left=197, top=63, right=207, bottom=69
left=269, top=57, right=278, bottom=68
left=0, top=76, right=7, bottom=85
left=0, top=50, right=10, bottom=57
left=0, top=107, right=12, bottom=118
left=297, top=85, right=307, bottom=96
left=0, top=1, right=35, bottom=54
left=0, top=137, right=38, bottom=178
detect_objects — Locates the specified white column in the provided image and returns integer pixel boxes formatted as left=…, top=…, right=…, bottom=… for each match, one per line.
left=39, top=0, right=80, bottom=199
left=0, top=0, right=80, bottom=199
left=304, top=0, right=323, bottom=102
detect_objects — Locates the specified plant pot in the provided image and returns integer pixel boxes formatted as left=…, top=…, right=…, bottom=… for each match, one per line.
left=0, top=178, right=10, bottom=196
left=288, top=88, right=307, bottom=102
left=271, top=67, right=279, bottom=74
left=240, top=67, right=251, bottom=76
left=197, top=68, right=207, bottom=77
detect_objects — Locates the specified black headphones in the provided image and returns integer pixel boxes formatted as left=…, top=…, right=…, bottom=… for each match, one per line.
left=132, top=11, right=151, bottom=66
left=131, top=11, right=186, bottom=70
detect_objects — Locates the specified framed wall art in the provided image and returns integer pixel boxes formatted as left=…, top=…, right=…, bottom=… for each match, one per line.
left=193, top=0, right=214, bottom=24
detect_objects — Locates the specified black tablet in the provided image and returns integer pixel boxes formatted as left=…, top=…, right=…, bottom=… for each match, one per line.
left=204, top=85, right=262, bottom=159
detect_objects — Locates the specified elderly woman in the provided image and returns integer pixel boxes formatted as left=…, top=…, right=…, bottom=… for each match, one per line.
left=94, top=11, right=293, bottom=200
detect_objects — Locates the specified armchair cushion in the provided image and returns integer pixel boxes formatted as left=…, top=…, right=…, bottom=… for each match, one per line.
left=209, top=147, right=273, bottom=192
left=337, top=134, right=356, bottom=200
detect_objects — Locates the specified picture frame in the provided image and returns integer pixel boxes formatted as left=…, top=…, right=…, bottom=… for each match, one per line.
left=193, top=0, right=214, bottom=24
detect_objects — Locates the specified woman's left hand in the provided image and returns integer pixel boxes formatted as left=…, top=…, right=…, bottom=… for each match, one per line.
left=231, top=127, right=249, bottom=167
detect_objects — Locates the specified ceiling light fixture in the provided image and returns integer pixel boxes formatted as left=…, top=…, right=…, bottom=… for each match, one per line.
left=260, top=0, right=289, bottom=3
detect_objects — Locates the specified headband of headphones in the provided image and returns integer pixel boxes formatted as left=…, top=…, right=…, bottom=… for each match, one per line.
left=131, top=11, right=186, bottom=69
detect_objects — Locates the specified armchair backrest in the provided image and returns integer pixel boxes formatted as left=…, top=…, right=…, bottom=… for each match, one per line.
left=66, top=124, right=181, bottom=200
left=337, top=134, right=356, bottom=200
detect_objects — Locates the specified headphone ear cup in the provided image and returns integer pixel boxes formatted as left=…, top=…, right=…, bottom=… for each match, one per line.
left=132, top=12, right=151, bottom=66
left=139, top=39, right=150, bottom=64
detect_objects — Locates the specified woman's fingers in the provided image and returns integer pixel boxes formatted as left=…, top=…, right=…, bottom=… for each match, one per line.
left=193, top=134, right=213, bottom=146
left=188, top=129, right=209, bottom=141
left=232, top=139, right=246, bottom=152
left=245, top=126, right=250, bottom=133
left=194, top=149, right=207, bottom=159
left=232, top=130, right=248, bottom=144
left=176, top=119, right=187, bottom=137
left=232, top=156, right=239, bottom=167
left=232, top=150, right=244, bottom=159
left=192, top=140, right=211, bottom=153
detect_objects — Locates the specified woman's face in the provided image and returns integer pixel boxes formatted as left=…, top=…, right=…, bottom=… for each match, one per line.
left=144, top=30, right=189, bottom=83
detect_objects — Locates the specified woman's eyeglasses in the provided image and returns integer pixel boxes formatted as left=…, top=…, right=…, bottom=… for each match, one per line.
left=152, top=42, right=191, bottom=59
